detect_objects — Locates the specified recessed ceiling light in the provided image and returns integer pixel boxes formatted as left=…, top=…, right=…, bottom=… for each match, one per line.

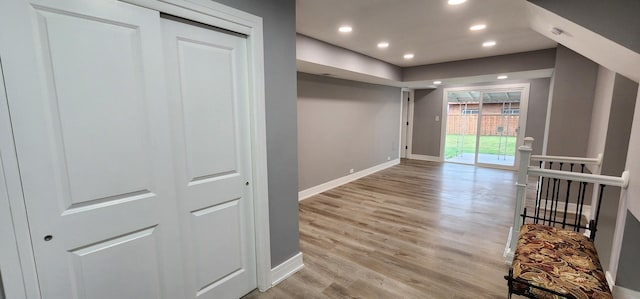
left=377, top=42, right=389, bottom=48
left=433, top=81, right=442, bottom=85
left=338, top=26, right=352, bottom=33
left=404, top=53, right=414, bottom=59
left=448, top=0, right=466, bottom=5
left=482, top=41, right=497, bottom=47
left=497, top=75, right=508, bottom=80
left=470, top=24, right=487, bottom=31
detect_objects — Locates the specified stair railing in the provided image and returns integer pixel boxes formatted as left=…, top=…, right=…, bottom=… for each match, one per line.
left=504, top=137, right=629, bottom=263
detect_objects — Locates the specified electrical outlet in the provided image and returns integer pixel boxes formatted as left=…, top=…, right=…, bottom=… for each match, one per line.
left=387, top=156, right=391, bottom=161
left=349, top=168, right=354, bottom=174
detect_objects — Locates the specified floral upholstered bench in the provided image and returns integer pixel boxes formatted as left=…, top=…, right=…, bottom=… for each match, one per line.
left=507, top=224, right=611, bottom=299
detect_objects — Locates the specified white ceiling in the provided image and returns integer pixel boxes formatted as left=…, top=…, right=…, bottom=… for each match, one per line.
left=296, top=0, right=557, bottom=67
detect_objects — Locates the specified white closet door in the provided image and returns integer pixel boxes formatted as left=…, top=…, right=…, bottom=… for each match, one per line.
left=162, top=17, right=257, bottom=299
left=0, top=0, right=183, bottom=298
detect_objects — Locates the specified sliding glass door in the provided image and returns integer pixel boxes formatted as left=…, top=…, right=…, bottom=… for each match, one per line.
left=443, top=85, right=528, bottom=169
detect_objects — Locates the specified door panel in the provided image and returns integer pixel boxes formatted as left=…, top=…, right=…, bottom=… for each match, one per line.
left=0, top=0, right=182, bottom=298
left=162, top=17, right=256, bottom=299
left=68, top=227, right=161, bottom=299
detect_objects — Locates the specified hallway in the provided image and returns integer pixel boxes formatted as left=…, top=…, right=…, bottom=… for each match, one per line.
left=245, top=159, right=517, bottom=298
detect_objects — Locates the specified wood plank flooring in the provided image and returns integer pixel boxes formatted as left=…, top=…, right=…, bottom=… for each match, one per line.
left=244, top=159, right=518, bottom=298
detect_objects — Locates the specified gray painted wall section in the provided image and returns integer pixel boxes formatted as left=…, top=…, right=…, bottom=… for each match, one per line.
left=412, top=89, right=441, bottom=156
left=297, top=34, right=402, bottom=81
left=403, top=49, right=557, bottom=82
left=297, top=73, right=401, bottom=190
left=594, top=74, right=637, bottom=271
left=585, top=67, right=615, bottom=165
left=206, top=0, right=299, bottom=266
left=411, top=78, right=550, bottom=157
left=527, top=0, right=640, bottom=54
left=545, top=45, right=599, bottom=157
left=616, top=211, right=640, bottom=291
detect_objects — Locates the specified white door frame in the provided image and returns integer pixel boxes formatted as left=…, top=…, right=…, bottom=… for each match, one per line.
left=440, top=83, right=530, bottom=170
left=400, top=89, right=411, bottom=158
left=0, top=58, right=41, bottom=299
left=0, top=0, right=272, bottom=295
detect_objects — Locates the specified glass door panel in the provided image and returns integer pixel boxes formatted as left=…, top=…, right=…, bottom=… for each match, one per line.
left=444, top=91, right=480, bottom=164
left=476, top=91, right=520, bottom=167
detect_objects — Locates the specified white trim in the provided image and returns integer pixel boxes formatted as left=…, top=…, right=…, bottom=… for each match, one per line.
left=503, top=226, right=514, bottom=264
left=528, top=168, right=629, bottom=188
left=400, top=90, right=409, bottom=158
left=613, top=285, right=640, bottom=299
left=0, top=57, right=40, bottom=299
left=408, top=154, right=442, bottom=162
left=526, top=2, right=640, bottom=83
left=406, top=90, right=415, bottom=157
left=531, top=154, right=602, bottom=165
left=608, top=190, right=629, bottom=286
left=270, top=252, right=304, bottom=287
left=605, top=271, right=615, bottom=291
left=298, top=159, right=400, bottom=201
left=541, top=70, right=555, bottom=156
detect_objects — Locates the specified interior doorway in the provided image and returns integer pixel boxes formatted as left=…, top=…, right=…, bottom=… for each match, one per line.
left=442, top=84, right=529, bottom=169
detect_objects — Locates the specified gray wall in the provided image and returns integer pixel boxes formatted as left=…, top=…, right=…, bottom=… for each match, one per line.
left=403, top=49, right=556, bottom=82
left=617, top=211, right=640, bottom=291
left=411, top=78, right=550, bottom=157
left=297, top=34, right=402, bottom=81
left=594, top=74, right=638, bottom=271
left=297, top=73, right=401, bottom=190
left=527, top=0, right=640, bottom=54
left=546, top=45, right=599, bottom=157
left=412, top=89, right=441, bottom=156
left=206, top=0, right=299, bottom=266
left=586, top=67, right=615, bottom=163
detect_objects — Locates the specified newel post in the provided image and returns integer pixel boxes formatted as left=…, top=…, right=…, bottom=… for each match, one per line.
left=505, top=137, right=534, bottom=263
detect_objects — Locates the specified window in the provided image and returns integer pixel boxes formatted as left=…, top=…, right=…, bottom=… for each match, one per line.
left=462, top=108, right=479, bottom=115
left=503, top=108, right=519, bottom=115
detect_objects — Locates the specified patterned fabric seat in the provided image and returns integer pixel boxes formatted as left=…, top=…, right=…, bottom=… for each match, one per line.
left=512, top=224, right=612, bottom=299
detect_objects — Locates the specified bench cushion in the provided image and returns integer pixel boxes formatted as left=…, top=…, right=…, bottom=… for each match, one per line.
left=512, top=224, right=612, bottom=299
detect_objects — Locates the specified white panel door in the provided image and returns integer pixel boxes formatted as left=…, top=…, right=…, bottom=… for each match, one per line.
left=0, top=0, right=183, bottom=298
left=162, top=17, right=257, bottom=299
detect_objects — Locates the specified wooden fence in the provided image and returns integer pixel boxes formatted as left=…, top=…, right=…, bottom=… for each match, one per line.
left=446, top=115, right=519, bottom=136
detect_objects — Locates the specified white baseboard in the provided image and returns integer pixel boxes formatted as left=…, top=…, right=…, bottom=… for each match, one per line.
left=613, top=285, right=640, bottom=299
left=298, top=159, right=400, bottom=201
left=271, top=252, right=304, bottom=287
left=408, top=153, right=442, bottom=162
left=503, top=226, right=514, bottom=265
left=606, top=271, right=615, bottom=290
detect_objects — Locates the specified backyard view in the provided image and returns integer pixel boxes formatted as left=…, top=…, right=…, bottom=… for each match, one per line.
left=445, top=134, right=516, bottom=159
left=445, top=89, right=522, bottom=167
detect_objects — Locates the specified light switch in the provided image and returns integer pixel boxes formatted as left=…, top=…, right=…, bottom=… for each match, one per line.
left=435, top=115, right=440, bottom=122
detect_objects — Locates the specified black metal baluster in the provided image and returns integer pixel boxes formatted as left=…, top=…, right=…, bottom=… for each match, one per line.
left=542, top=162, right=553, bottom=225
left=534, top=161, right=543, bottom=223
left=574, top=180, right=583, bottom=230
left=549, top=178, right=558, bottom=226
left=552, top=163, right=564, bottom=226
left=576, top=181, right=587, bottom=231
left=591, top=184, right=606, bottom=240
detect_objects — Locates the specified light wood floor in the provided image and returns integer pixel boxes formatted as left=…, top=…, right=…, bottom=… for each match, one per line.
left=244, top=159, right=518, bottom=298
